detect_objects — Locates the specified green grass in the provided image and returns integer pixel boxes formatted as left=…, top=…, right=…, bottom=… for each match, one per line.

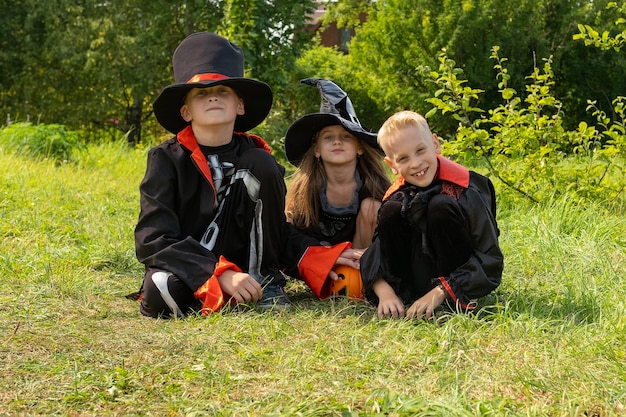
left=1, top=142, right=625, bottom=416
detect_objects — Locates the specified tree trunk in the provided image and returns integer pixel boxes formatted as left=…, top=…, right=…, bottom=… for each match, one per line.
left=126, top=96, right=143, bottom=145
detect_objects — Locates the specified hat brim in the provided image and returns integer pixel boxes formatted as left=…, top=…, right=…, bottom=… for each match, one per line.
left=153, top=78, right=272, bottom=134
left=284, top=113, right=380, bottom=166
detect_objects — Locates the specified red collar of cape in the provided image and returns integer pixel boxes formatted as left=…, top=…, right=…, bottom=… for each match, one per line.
left=177, top=125, right=272, bottom=155
left=383, top=155, right=470, bottom=201
left=176, top=125, right=273, bottom=206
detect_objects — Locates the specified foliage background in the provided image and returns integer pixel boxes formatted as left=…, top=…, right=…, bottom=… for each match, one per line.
left=2, top=0, right=625, bottom=144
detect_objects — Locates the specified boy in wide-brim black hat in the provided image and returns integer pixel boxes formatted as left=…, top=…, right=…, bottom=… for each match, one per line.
left=133, top=33, right=361, bottom=318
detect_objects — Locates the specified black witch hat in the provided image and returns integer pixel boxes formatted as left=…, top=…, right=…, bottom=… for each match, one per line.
left=284, top=78, right=380, bottom=166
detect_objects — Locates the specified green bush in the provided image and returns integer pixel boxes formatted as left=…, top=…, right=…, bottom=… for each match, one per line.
left=426, top=47, right=626, bottom=204
left=0, top=122, right=85, bottom=163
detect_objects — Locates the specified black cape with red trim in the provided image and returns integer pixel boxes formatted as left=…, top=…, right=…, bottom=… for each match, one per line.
left=135, top=127, right=348, bottom=313
left=360, top=155, right=503, bottom=309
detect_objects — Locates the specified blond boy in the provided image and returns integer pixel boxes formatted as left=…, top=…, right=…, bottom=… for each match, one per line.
left=361, top=111, right=503, bottom=319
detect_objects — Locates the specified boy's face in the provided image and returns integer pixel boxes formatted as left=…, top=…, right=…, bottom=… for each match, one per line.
left=314, top=125, right=362, bottom=165
left=383, top=125, right=441, bottom=187
left=180, top=85, right=244, bottom=128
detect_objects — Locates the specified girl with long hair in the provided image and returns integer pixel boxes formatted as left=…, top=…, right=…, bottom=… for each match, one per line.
left=284, top=78, right=390, bottom=249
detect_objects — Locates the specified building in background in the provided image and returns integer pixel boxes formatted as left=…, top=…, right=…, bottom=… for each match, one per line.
left=307, top=3, right=367, bottom=53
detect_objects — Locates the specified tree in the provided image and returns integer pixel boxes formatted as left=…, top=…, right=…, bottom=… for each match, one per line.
left=79, top=0, right=226, bottom=143
left=0, top=0, right=30, bottom=124
left=220, top=0, right=317, bottom=101
left=0, top=0, right=317, bottom=144
left=0, top=0, right=198, bottom=142
left=308, top=0, right=625, bottom=136
left=566, top=1, right=626, bottom=125
left=339, top=0, right=558, bottom=134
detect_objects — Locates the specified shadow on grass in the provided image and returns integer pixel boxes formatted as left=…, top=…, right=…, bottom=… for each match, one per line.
left=126, top=274, right=607, bottom=326
left=286, top=280, right=376, bottom=321
left=472, top=288, right=606, bottom=325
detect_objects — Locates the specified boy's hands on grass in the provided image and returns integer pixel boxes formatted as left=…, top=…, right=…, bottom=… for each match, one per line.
left=378, top=295, right=405, bottom=319
left=218, top=270, right=263, bottom=303
left=373, top=279, right=446, bottom=319
left=405, top=286, right=446, bottom=320
left=373, top=278, right=405, bottom=318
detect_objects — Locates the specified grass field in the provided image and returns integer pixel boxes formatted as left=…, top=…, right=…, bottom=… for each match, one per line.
left=1, top=141, right=625, bottom=416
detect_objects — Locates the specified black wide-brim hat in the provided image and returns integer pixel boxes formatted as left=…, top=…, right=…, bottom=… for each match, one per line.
left=153, top=32, right=273, bottom=134
left=284, top=78, right=380, bottom=166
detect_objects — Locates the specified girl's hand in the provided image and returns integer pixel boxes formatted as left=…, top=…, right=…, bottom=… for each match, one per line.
left=334, top=248, right=363, bottom=269
left=328, top=248, right=363, bottom=280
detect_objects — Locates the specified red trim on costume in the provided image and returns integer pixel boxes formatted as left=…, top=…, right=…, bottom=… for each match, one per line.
left=298, top=242, right=351, bottom=299
left=437, top=276, right=474, bottom=311
left=382, top=155, right=470, bottom=201
left=437, top=155, right=470, bottom=188
left=193, top=256, right=242, bottom=315
left=383, top=177, right=405, bottom=201
left=187, top=73, right=228, bottom=83
left=178, top=126, right=217, bottom=206
left=235, top=131, right=273, bottom=154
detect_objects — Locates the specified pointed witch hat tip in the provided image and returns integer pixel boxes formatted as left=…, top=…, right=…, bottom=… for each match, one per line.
left=284, top=77, right=382, bottom=166
left=301, top=78, right=358, bottom=123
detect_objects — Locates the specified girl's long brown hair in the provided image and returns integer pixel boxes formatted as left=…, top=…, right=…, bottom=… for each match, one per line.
left=285, top=135, right=390, bottom=231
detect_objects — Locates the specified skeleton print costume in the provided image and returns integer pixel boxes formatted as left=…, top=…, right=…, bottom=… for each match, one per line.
left=134, top=127, right=347, bottom=317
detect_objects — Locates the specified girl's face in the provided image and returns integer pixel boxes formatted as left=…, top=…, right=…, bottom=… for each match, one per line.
left=180, top=85, right=244, bottom=128
left=314, top=125, right=362, bottom=166
left=383, top=125, right=441, bottom=187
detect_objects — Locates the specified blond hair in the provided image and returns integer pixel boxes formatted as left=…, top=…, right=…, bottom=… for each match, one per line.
left=377, top=111, right=432, bottom=156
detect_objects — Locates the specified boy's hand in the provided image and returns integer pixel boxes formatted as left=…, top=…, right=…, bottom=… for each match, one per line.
left=377, top=295, right=405, bottom=318
left=373, top=278, right=405, bottom=318
left=405, top=286, right=446, bottom=319
left=328, top=248, right=363, bottom=280
left=217, top=270, right=263, bottom=304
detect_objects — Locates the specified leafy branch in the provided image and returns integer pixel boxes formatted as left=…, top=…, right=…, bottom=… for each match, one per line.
left=574, top=2, right=626, bottom=52
left=425, top=47, right=625, bottom=204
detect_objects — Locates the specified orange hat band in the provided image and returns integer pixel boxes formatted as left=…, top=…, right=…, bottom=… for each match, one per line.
left=187, top=73, right=229, bottom=83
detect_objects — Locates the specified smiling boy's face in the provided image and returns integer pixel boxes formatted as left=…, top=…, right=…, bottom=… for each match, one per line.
left=383, top=125, right=441, bottom=188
